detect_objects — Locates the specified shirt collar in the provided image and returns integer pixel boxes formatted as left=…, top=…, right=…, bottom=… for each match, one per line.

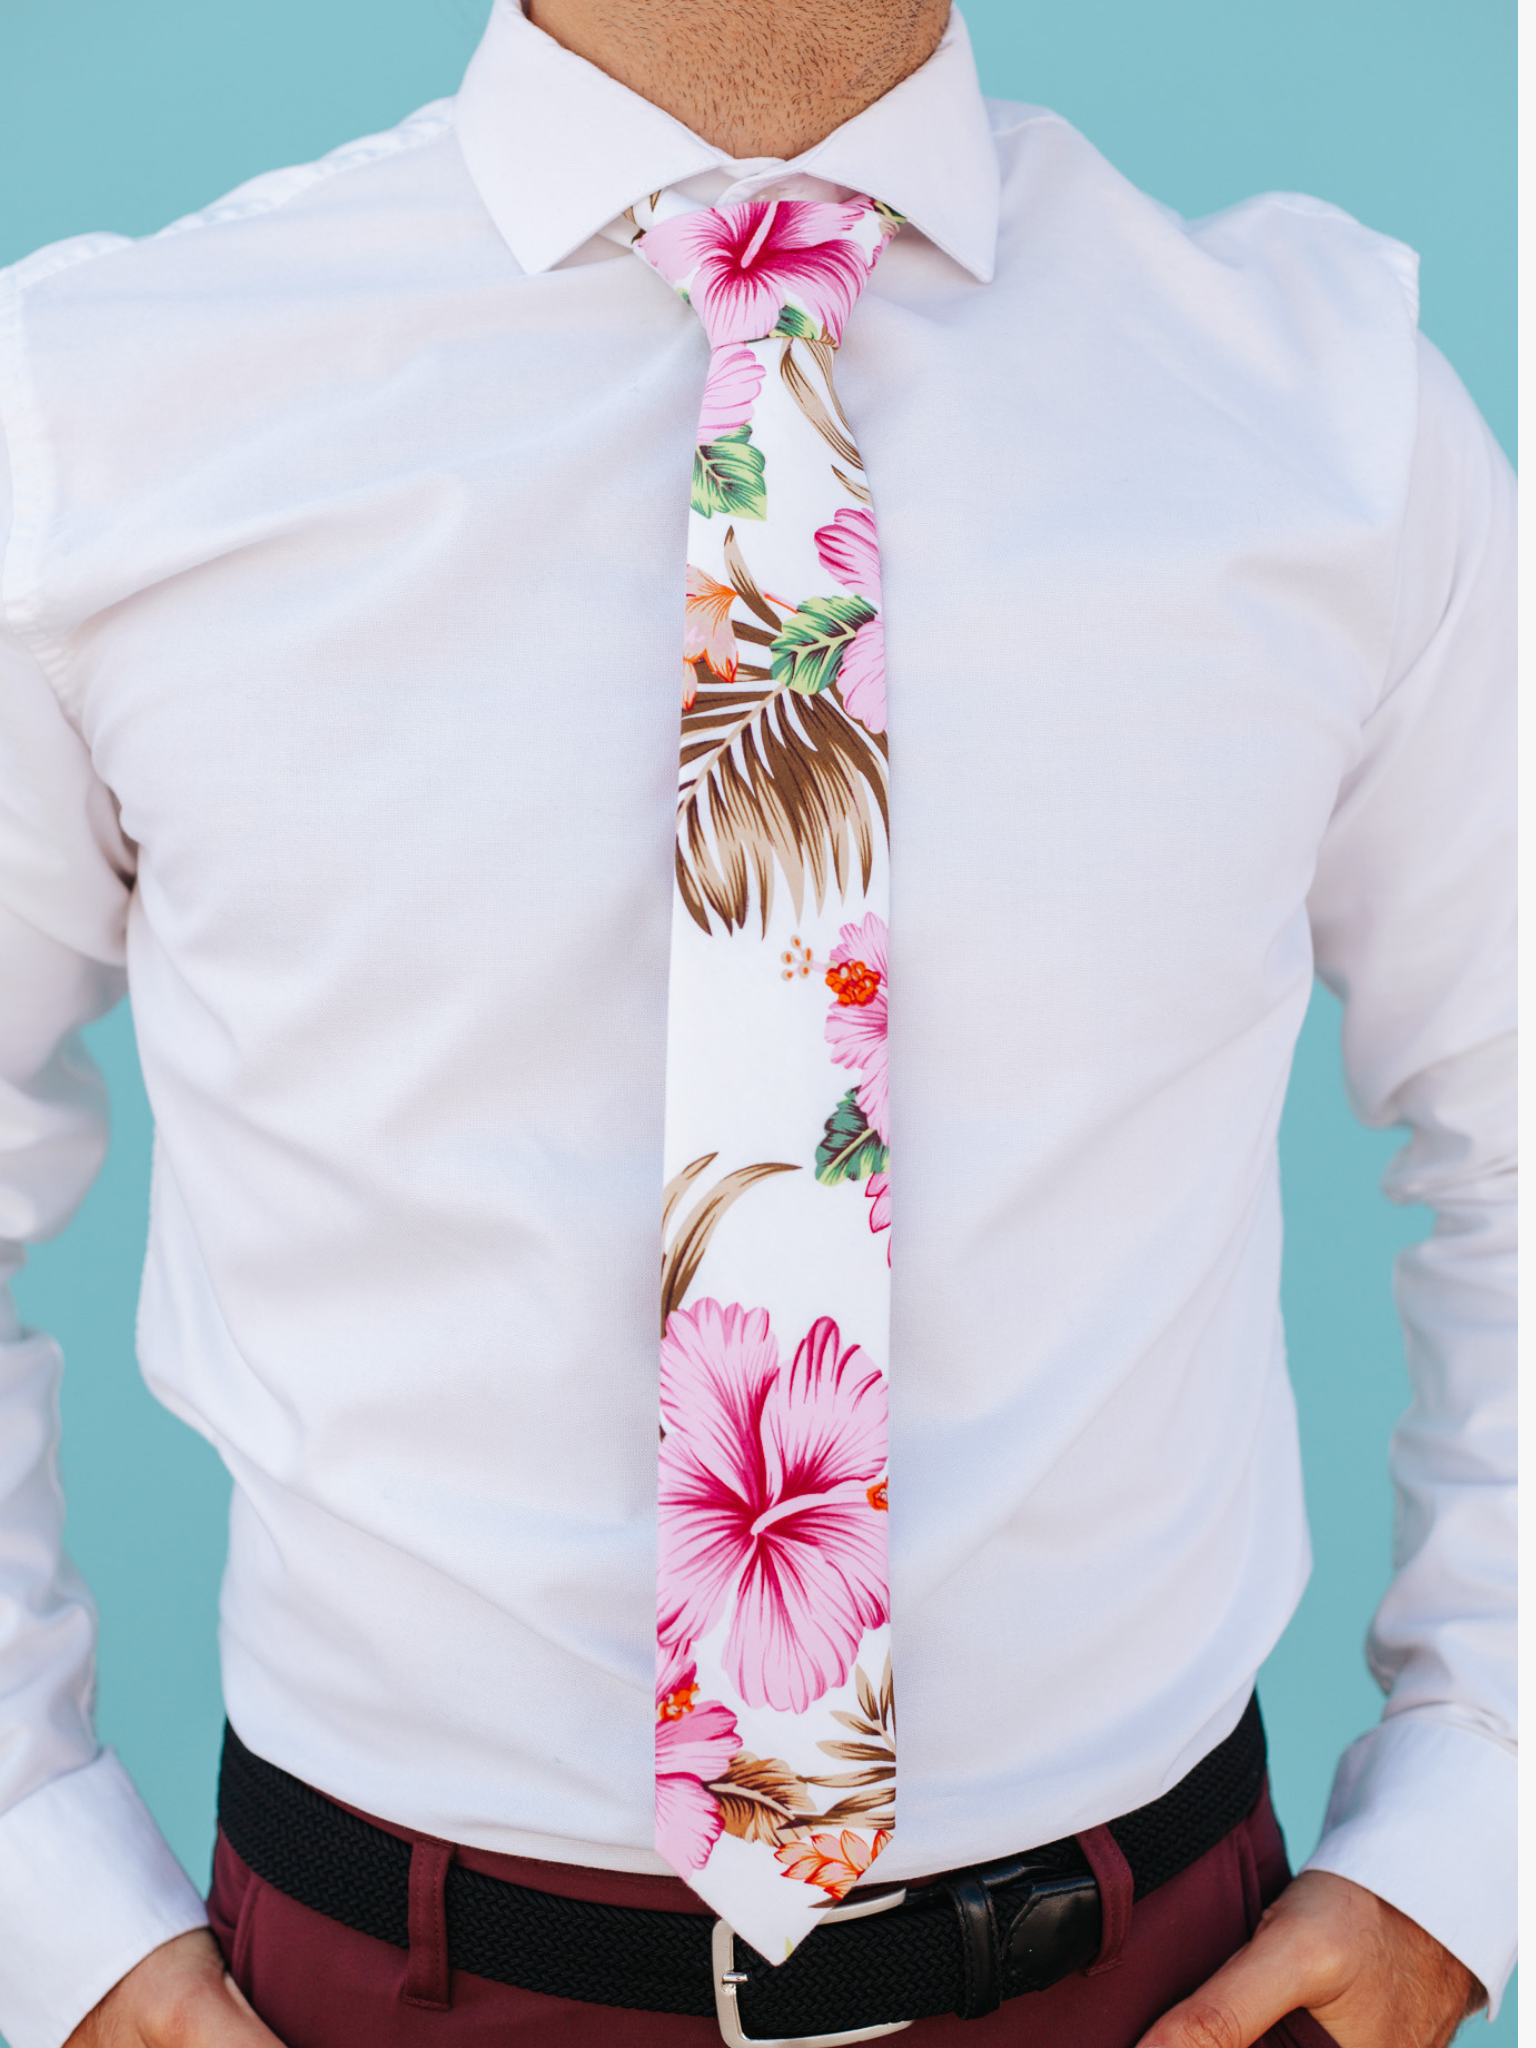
left=453, top=0, right=999, bottom=282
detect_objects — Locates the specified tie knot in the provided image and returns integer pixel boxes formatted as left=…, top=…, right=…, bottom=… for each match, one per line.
left=634, top=195, right=899, bottom=349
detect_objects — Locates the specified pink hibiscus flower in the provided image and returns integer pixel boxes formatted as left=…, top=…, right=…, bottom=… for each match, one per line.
left=698, top=344, right=766, bottom=438
left=659, top=1300, right=889, bottom=1715
left=639, top=198, right=880, bottom=348
left=866, top=1170, right=892, bottom=1262
left=655, top=1654, right=741, bottom=1873
left=825, top=913, right=889, bottom=1145
left=816, top=508, right=886, bottom=734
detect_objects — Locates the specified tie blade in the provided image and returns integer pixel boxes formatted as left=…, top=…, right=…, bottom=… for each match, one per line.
left=657, top=1618, right=897, bottom=1960
left=681, top=1802, right=898, bottom=1966
left=642, top=196, right=901, bottom=1966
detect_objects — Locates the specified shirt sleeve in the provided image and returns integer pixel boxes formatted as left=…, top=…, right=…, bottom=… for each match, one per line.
left=0, top=407, right=208, bottom=2047
left=1299, top=332, right=1516, bottom=2012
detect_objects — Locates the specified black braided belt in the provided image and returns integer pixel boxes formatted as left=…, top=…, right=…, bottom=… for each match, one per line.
left=218, top=1697, right=1265, bottom=2041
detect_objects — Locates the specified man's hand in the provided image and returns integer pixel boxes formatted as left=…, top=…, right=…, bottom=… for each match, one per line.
left=1136, top=1870, right=1482, bottom=2048
left=64, top=1930, right=286, bottom=2048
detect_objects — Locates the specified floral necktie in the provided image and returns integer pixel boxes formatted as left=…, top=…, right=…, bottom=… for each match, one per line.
left=627, top=193, right=901, bottom=1966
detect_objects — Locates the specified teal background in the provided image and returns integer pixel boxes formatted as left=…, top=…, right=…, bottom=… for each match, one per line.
left=0, top=0, right=1514, bottom=2037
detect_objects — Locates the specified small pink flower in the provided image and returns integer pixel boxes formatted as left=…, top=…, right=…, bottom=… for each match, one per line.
left=659, top=1301, right=889, bottom=1714
left=866, top=1170, right=891, bottom=1261
left=816, top=509, right=886, bottom=732
left=837, top=618, right=886, bottom=733
left=698, top=345, right=766, bottom=438
left=825, top=914, right=889, bottom=1145
left=814, top=509, right=881, bottom=603
left=654, top=1655, right=741, bottom=1873
left=640, top=198, right=883, bottom=348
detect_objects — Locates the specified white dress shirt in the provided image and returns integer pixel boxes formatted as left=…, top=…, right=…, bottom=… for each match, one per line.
left=0, top=6, right=1514, bottom=2042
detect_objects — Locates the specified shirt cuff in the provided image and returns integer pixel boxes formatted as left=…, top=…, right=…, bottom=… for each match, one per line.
left=1302, top=1710, right=1515, bottom=2019
left=0, top=1749, right=209, bottom=2048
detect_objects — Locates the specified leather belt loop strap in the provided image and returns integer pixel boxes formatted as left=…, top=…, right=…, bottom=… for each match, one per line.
left=945, top=1874, right=1002, bottom=2017
left=402, top=1834, right=455, bottom=2011
left=1076, top=1824, right=1134, bottom=1975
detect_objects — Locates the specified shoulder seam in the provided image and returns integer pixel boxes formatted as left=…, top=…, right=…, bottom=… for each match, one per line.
left=0, top=97, right=456, bottom=304
left=1251, top=191, right=1420, bottom=323
left=0, top=231, right=135, bottom=299
left=153, top=96, right=455, bottom=247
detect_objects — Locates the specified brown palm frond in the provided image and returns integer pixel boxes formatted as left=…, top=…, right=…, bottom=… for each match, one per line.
left=780, top=342, right=863, bottom=471
left=804, top=339, right=856, bottom=434
left=661, top=1153, right=715, bottom=1237
left=660, top=1160, right=799, bottom=1332
left=811, top=1661, right=896, bottom=1802
left=831, top=465, right=874, bottom=505
left=815, top=1787, right=897, bottom=1828
left=855, top=1664, right=883, bottom=1728
left=722, top=527, right=782, bottom=630
left=830, top=1708, right=884, bottom=1739
left=709, top=1753, right=819, bottom=1846
left=677, top=678, right=889, bottom=935
left=813, top=1740, right=894, bottom=1765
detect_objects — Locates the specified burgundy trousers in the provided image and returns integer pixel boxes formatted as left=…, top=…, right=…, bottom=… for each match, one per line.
left=209, top=1779, right=1337, bottom=2048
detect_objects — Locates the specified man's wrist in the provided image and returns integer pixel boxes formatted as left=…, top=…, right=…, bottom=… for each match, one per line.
left=1303, top=1712, right=1515, bottom=2015
left=0, top=1753, right=209, bottom=2048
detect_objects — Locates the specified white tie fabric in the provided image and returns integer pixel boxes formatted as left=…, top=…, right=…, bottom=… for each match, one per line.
left=626, top=190, right=902, bottom=1962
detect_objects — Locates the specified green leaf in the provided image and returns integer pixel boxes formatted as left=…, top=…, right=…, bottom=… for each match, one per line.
left=773, top=304, right=819, bottom=339
left=692, top=428, right=767, bottom=521
left=816, top=1090, right=889, bottom=1188
left=770, top=595, right=878, bottom=696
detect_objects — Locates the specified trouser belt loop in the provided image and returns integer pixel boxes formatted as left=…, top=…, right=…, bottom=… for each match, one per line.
left=945, top=1873, right=1001, bottom=2018
left=1077, top=1824, right=1134, bottom=1975
left=402, top=1834, right=455, bottom=2011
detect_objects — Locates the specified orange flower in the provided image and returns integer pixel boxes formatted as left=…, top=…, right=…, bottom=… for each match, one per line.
left=684, top=566, right=739, bottom=685
left=774, top=1828, right=891, bottom=1901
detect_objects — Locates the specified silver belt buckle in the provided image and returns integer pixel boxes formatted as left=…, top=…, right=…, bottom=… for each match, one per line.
left=712, top=1886, right=914, bottom=2047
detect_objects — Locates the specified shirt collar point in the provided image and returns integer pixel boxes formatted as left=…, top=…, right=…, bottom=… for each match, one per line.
left=454, top=5, right=727, bottom=277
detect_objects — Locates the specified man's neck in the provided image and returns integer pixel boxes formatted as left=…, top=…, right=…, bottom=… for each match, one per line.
left=526, top=0, right=951, bottom=160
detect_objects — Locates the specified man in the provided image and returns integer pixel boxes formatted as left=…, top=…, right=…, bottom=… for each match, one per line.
left=0, top=0, right=1512, bottom=2044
